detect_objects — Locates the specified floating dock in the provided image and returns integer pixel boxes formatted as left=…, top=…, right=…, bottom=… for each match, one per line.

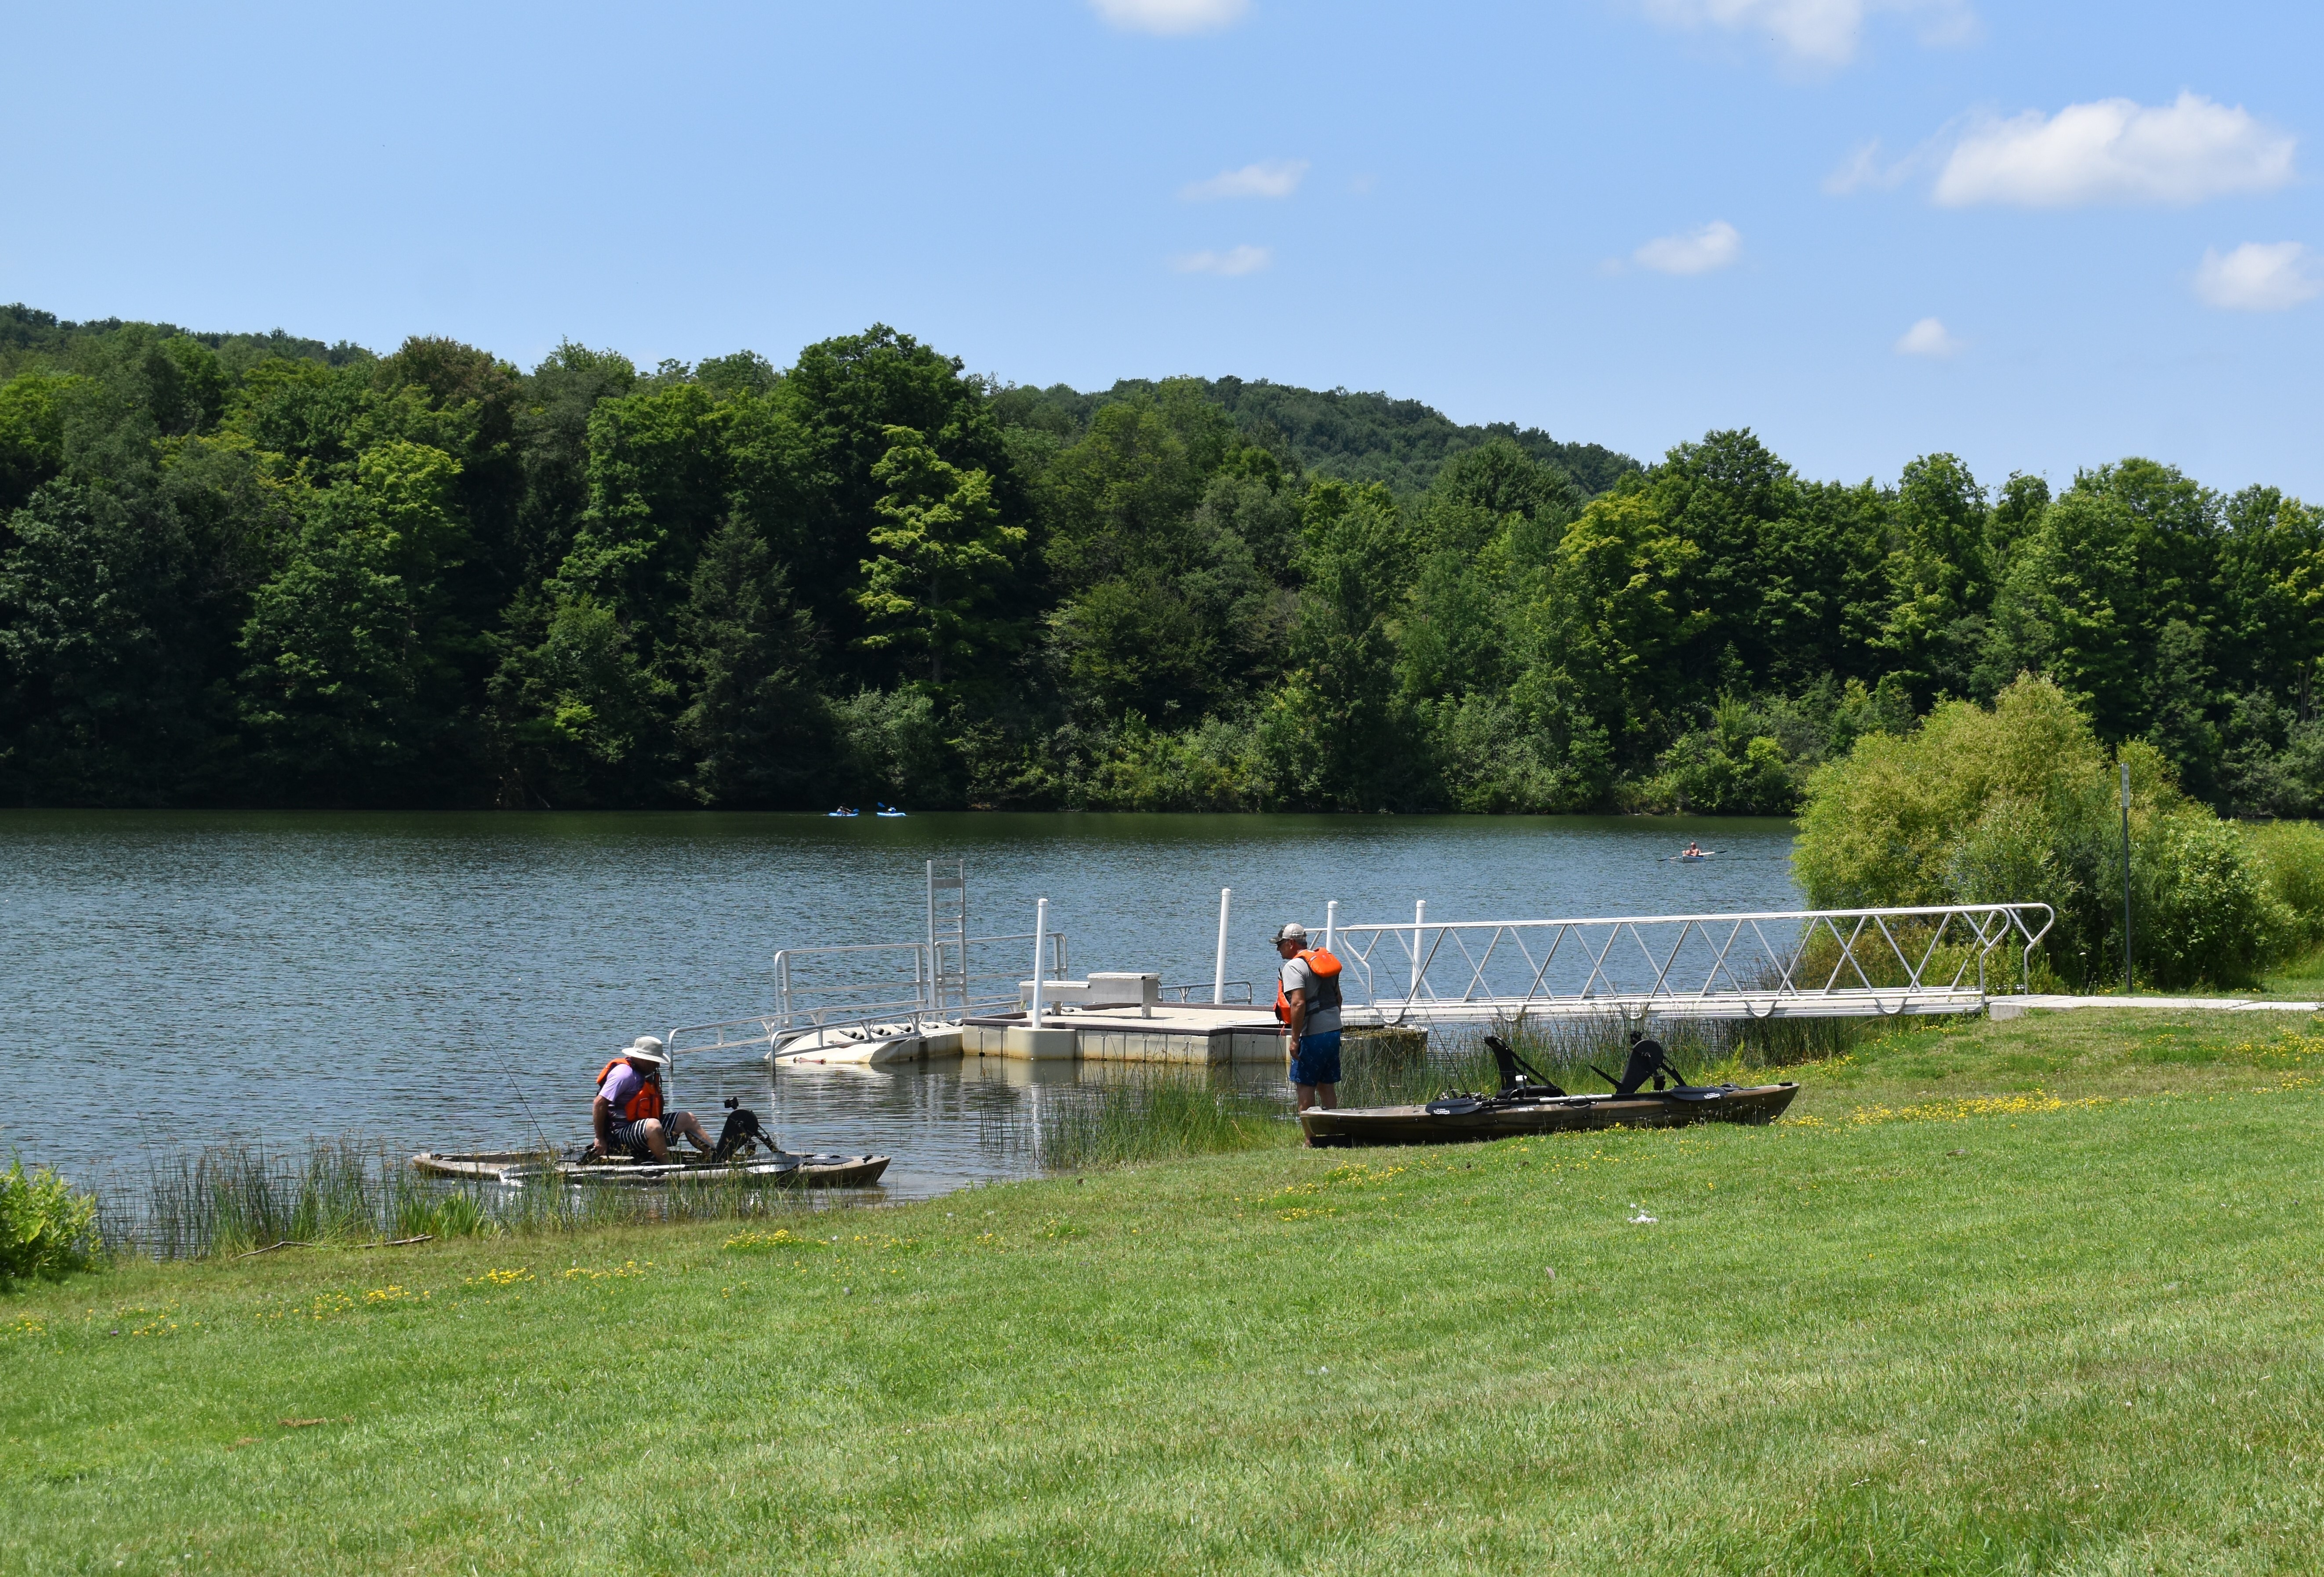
left=965, top=1008, right=1288, bottom=1065
left=665, top=867, right=2080, bottom=1079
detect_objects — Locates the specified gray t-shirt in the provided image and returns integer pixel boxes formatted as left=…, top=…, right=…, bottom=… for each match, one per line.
left=1280, top=956, right=1341, bottom=1035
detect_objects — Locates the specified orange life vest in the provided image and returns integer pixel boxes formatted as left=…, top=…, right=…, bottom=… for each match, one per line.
left=1275, top=947, right=1343, bottom=1024
left=596, top=1059, right=663, bottom=1124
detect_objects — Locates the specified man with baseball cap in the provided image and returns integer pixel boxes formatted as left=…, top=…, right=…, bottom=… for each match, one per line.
left=1273, top=922, right=1343, bottom=1114
left=589, top=1036, right=715, bottom=1163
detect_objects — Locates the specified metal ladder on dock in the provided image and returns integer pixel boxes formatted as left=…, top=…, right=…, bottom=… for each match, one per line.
left=926, top=859, right=969, bottom=1011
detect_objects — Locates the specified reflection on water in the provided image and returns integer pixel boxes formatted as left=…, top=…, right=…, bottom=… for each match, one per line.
left=1, top=810, right=1799, bottom=1196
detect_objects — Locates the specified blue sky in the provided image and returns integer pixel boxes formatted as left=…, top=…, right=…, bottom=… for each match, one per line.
left=6, top=1, right=2319, bottom=495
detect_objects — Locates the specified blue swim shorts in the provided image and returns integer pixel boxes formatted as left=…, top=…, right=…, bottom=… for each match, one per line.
left=1289, top=1030, right=1342, bottom=1088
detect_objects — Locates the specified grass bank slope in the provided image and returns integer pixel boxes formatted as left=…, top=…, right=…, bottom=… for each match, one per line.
left=8, top=1011, right=2324, bottom=1575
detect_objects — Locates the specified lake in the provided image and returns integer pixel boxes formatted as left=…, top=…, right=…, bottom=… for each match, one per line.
left=2, top=811, right=1800, bottom=1197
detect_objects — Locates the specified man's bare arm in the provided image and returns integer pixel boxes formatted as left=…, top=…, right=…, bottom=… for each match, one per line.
left=1285, top=985, right=1307, bottom=1040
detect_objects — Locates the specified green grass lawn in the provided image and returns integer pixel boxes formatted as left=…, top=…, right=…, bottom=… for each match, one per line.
left=2262, top=947, right=2324, bottom=1000
left=9, top=1010, right=2324, bottom=1575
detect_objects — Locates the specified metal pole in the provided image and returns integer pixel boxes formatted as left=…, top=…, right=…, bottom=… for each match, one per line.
left=2121, top=761, right=2133, bottom=995
left=1324, top=899, right=1338, bottom=955
left=926, top=859, right=937, bottom=1011
left=1412, top=899, right=1426, bottom=1001
left=1030, top=897, right=1050, bottom=1027
left=1213, top=887, right=1231, bottom=1004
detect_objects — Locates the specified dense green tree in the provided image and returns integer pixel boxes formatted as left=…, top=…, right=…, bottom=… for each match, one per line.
left=1875, top=453, right=1991, bottom=707
left=0, top=480, right=214, bottom=802
left=676, top=517, right=829, bottom=806
left=512, top=343, right=638, bottom=587
left=236, top=441, right=475, bottom=801
left=761, top=325, right=1020, bottom=671
left=0, top=371, right=75, bottom=518
left=1260, top=481, right=1420, bottom=809
left=855, top=428, right=1023, bottom=688
left=4, top=301, right=2321, bottom=820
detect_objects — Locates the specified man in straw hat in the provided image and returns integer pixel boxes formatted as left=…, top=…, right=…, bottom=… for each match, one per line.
left=589, top=1036, right=715, bottom=1163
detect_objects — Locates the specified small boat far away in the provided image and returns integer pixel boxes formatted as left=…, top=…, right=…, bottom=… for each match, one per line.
left=827, top=806, right=859, bottom=818
left=875, top=804, right=907, bottom=817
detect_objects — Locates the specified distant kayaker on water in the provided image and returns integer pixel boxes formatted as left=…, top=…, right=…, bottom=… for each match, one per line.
left=589, top=1038, right=715, bottom=1163
left=1274, top=922, right=1343, bottom=1117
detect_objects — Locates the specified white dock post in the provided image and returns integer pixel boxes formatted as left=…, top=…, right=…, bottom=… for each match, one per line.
left=1005, top=898, right=1074, bottom=1061
left=1411, top=899, right=1426, bottom=1002
left=1213, top=887, right=1232, bottom=1004
left=1325, top=899, right=1338, bottom=955
left=1029, top=897, right=1050, bottom=1026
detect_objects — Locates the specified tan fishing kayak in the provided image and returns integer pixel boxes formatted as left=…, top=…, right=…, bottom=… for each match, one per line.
left=1298, top=1081, right=1799, bottom=1147
left=410, top=1150, right=892, bottom=1187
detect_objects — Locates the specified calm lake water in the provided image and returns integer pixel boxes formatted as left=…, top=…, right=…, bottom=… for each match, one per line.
left=2, top=811, right=1799, bottom=1198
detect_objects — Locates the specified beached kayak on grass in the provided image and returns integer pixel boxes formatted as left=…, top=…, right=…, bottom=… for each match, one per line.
left=1298, top=1081, right=1799, bottom=1147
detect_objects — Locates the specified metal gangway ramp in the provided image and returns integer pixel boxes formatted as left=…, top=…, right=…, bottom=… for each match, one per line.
left=1322, top=902, right=2054, bottom=1025
left=926, top=858, right=970, bottom=1011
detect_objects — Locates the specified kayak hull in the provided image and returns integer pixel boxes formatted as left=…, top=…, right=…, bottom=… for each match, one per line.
left=1298, top=1082, right=1799, bottom=1147
left=410, top=1150, right=892, bottom=1187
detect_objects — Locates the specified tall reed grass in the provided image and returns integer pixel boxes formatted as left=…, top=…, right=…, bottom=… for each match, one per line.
left=116, top=1138, right=836, bottom=1260
left=986, top=1080, right=1293, bottom=1171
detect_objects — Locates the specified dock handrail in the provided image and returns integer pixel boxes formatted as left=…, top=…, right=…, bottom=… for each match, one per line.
left=769, top=930, right=1067, bottom=1030
left=1319, top=902, right=2055, bottom=1024
left=659, top=928, right=1070, bottom=1066
left=1162, top=980, right=1253, bottom=1004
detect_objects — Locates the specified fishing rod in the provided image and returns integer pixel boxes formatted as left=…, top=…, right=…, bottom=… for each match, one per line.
left=486, top=1030, right=558, bottom=1160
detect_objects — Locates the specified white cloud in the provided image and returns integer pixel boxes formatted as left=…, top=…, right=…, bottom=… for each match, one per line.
left=1173, top=244, right=1271, bottom=276
left=1180, top=159, right=1308, bottom=201
left=1632, top=220, right=1741, bottom=275
left=1933, top=92, right=2295, bottom=207
left=1639, top=0, right=1975, bottom=68
left=1091, top=0, right=1248, bottom=36
left=1823, top=139, right=1916, bottom=195
left=1894, top=317, right=1963, bottom=357
left=2194, top=242, right=2323, bottom=311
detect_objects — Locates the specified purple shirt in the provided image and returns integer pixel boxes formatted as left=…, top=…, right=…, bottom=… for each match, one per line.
left=600, top=1062, right=646, bottom=1118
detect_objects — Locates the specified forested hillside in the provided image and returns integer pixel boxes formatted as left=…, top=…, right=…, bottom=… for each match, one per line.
left=1, top=303, right=2317, bottom=814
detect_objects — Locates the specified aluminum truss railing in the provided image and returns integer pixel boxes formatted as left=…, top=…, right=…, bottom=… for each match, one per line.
left=661, top=931, right=1071, bottom=1070
left=1323, top=903, right=2054, bottom=1025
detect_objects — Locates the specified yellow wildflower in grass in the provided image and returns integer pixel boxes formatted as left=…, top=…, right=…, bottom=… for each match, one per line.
left=559, top=1261, right=645, bottom=1281
left=1845, top=1091, right=2116, bottom=1127
left=466, top=1267, right=534, bottom=1287
left=362, top=1285, right=426, bottom=1305
left=723, top=1229, right=809, bottom=1252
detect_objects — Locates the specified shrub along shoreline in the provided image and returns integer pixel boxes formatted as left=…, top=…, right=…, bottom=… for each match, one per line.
left=1796, top=675, right=2324, bottom=990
